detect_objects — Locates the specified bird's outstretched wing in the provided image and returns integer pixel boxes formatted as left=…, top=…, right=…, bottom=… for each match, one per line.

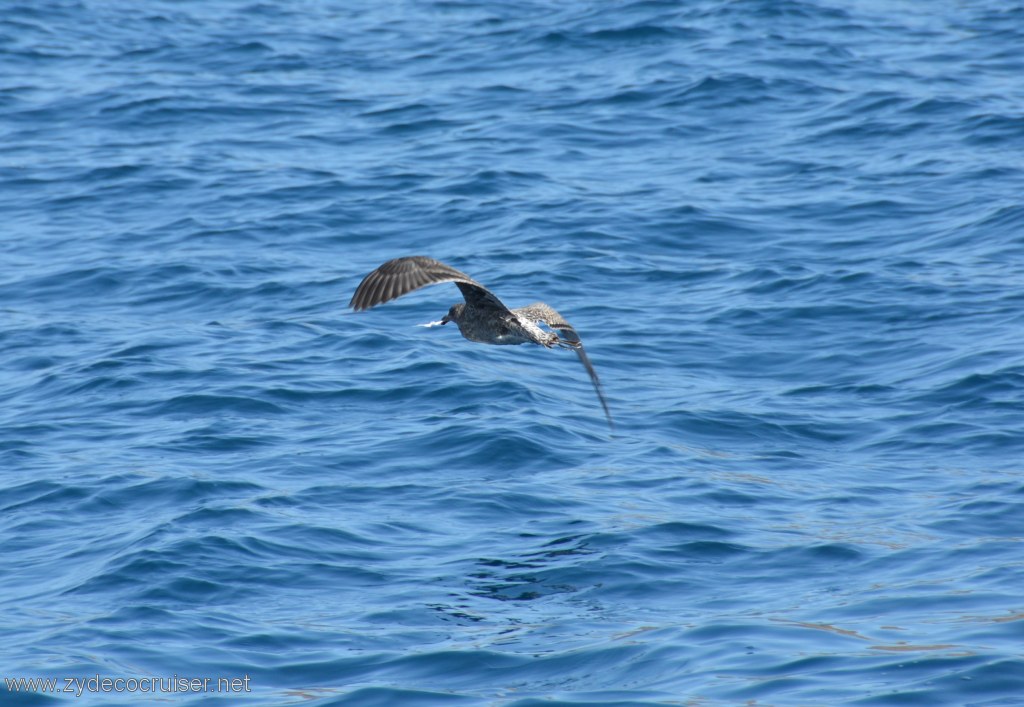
left=517, top=302, right=613, bottom=429
left=349, top=256, right=509, bottom=313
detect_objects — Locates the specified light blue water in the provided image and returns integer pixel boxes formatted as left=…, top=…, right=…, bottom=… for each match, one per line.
left=2, top=1, right=1024, bottom=705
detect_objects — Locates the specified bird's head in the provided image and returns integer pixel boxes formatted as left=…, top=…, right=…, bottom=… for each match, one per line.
left=440, top=303, right=464, bottom=326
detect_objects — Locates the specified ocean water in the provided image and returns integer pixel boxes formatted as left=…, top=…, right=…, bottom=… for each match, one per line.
left=2, top=0, right=1023, bottom=704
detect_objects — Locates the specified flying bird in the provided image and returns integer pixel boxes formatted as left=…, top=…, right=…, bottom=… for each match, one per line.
left=350, top=256, right=612, bottom=428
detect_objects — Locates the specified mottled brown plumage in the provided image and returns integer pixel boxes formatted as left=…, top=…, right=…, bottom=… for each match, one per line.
left=349, top=256, right=612, bottom=428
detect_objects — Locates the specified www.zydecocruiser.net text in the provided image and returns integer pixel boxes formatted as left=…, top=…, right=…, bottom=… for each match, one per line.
left=4, top=674, right=252, bottom=698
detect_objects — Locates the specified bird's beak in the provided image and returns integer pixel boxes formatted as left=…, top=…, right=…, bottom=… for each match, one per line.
left=440, top=315, right=449, bottom=325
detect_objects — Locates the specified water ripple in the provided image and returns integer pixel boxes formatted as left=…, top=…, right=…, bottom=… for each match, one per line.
left=2, top=0, right=1024, bottom=705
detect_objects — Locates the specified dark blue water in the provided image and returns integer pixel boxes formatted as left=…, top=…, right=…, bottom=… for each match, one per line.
left=3, top=1, right=1024, bottom=705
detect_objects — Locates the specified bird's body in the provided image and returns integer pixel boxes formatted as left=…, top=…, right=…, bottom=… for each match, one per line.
left=442, top=302, right=555, bottom=347
left=350, top=256, right=612, bottom=427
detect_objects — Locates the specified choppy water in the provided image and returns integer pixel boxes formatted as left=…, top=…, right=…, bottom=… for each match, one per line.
left=2, top=1, right=1024, bottom=705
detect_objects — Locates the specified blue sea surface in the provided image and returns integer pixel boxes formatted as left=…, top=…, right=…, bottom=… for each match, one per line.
left=2, top=1, right=1024, bottom=705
